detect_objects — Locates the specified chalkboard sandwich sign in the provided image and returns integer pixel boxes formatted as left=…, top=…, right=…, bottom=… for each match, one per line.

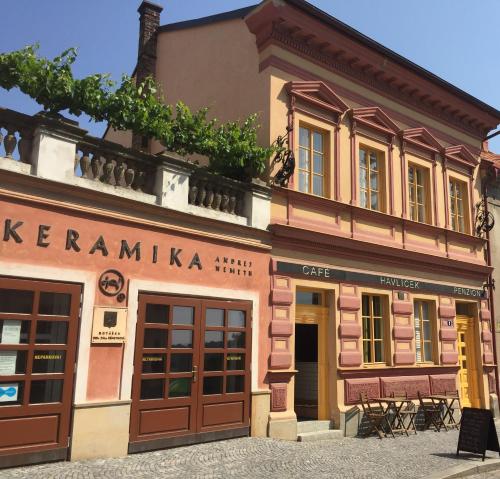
left=457, top=408, right=500, bottom=461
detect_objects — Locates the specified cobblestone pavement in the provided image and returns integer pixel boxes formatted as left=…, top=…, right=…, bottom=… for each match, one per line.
left=2, top=428, right=500, bottom=479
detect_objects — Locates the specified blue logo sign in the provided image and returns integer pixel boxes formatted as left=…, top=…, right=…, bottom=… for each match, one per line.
left=0, top=386, right=17, bottom=398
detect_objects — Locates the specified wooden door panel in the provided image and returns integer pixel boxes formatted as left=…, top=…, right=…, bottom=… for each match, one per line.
left=202, top=401, right=244, bottom=428
left=139, top=407, right=191, bottom=436
left=0, top=415, right=59, bottom=449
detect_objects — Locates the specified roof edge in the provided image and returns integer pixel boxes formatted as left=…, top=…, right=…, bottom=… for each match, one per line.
left=158, top=5, right=257, bottom=33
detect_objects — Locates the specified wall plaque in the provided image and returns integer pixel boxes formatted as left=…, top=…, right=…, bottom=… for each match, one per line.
left=91, top=307, right=127, bottom=344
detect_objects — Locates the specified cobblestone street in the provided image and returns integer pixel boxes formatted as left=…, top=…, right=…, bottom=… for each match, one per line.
left=3, top=427, right=500, bottom=479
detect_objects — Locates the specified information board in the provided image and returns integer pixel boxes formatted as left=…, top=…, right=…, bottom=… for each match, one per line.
left=457, top=408, right=500, bottom=461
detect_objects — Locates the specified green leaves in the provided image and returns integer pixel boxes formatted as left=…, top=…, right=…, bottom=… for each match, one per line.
left=0, top=44, right=274, bottom=181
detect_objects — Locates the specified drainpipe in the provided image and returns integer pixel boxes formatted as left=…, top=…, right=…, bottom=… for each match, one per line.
left=483, top=176, right=500, bottom=399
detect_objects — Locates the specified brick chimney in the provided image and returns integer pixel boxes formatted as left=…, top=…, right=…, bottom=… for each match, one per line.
left=133, top=1, right=163, bottom=151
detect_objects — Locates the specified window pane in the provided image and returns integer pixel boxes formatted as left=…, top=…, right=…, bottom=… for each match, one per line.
left=226, top=375, right=244, bottom=393
left=299, top=148, right=309, bottom=170
left=313, top=153, right=323, bottom=174
left=205, top=331, right=223, bottom=348
left=408, top=166, right=414, bottom=183
left=362, top=317, right=371, bottom=339
left=299, top=171, right=309, bottom=193
left=0, top=350, right=27, bottom=375
left=0, top=320, right=29, bottom=344
left=409, top=186, right=415, bottom=203
left=145, top=304, right=169, bottom=324
left=417, top=187, right=424, bottom=204
left=228, top=311, right=245, bottom=328
left=373, top=318, right=383, bottom=340
left=313, top=175, right=323, bottom=196
left=296, top=292, right=321, bottom=305
left=170, top=353, right=192, bottom=373
left=360, top=167, right=367, bottom=189
left=359, top=149, right=367, bottom=168
left=418, top=205, right=425, bottom=222
left=360, top=190, right=368, bottom=208
left=204, top=353, right=224, bottom=371
left=416, top=168, right=423, bottom=185
left=142, top=354, right=166, bottom=374
left=169, top=378, right=191, bottom=398
left=171, top=330, right=192, bottom=348
left=38, top=293, right=71, bottom=316
left=29, top=379, right=63, bottom=404
left=369, top=153, right=378, bottom=171
left=203, top=376, right=223, bottom=395
left=0, top=289, right=33, bottom=314
left=299, top=127, right=310, bottom=148
left=227, top=332, right=245, bottom=348
left=370, top=172, right=378, bottom=191
left=140, top=379, right=164, bottom=400
left=172, top=306, right=193, bottom=325
left=372, top=296, right=381, bottom=317
left=206, top=308, right=224, bottom=327
left=32, top=350, right=66, bottom=373
left=227, top=353, right=245, bottom=371
left=370, top=192, right=379, bottom=211
left=363, top=341, right=371, bottom=363
left=0, top=382, right=23, bottom=406
left=313, top=131, right=323, bottom=152
left=423, top=320, right=431, bottom=340
left=144, top=329, right=167, bottom=349
left=35, top=321, right=68, bottom=344
left=374, top=342, right=384, bottom=362
left=423, top=342, right=432, bottom=362
left=362, top=296, right=370, bottom=316
left=421, top=302, right=429, bottom=320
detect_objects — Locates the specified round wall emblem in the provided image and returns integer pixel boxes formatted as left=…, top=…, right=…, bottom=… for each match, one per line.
left=98, top=269, right=125, bottom=297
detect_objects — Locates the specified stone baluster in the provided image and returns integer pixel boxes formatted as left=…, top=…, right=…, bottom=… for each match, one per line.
left=18, top=129, right=32, bottom=164
left=212, top=185, right=222, bottom=210
left=101, top=155, right=115, bottom=185
left=221, top=188, right=230, bottom=213
left=4, top=129, right=17, bottom=158
left=196, top=180, right=207, bottom=206
left=204, top=182, right=214, bottom=208
left=114, top=159, right=126, bottom=187
left=188, top=179, right=198, bottom=204
left=79, top=149, right=92, bottom=178
left=91, top=152, right=103, bottom=181
left=133, top=169, right=146, bottom=192
left=228, top=188, right=237, bottom=215
left=124, top=162, right=136, bottom=188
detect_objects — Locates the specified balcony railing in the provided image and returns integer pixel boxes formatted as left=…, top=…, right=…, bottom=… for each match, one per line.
left=0, top=108, right=271, bottom=231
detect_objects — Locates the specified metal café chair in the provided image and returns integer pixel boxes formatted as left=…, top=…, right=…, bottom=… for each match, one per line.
left=360, top=392, right=394, bottom=439
left=391, top=391, right=417, bottom=435
left=417, top=391, right=444, bottom=432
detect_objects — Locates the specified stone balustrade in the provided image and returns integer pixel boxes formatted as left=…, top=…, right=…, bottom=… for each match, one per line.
left=0, top=107, right=271, bottom=231
left=0, top=108, right=35, bottom=164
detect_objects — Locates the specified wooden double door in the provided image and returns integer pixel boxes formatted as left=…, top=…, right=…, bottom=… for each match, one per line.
left=129, top=294, right=251, bottom=452
left=0, top=277, right=81, bottom=468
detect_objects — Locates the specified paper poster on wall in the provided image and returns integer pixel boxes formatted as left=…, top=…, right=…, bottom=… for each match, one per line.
left=0, top=351, right=17, bottom=375
left=0, top=320, right=21, bottom=344
left=0, top=383, right=18, bottom=402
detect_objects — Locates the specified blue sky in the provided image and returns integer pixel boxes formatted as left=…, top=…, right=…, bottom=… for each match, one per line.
left=1, top=0, right=499, bottom=151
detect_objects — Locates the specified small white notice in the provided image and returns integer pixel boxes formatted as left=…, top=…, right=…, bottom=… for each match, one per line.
left=1, top=320, right=21, bottom=344
left=0, top=383, right=18, bottom=402
left=0, top=351, right=17, bottom=375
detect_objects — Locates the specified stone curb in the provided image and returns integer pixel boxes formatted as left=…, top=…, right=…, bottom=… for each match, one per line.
left=425, top=458, right=500, bottom=479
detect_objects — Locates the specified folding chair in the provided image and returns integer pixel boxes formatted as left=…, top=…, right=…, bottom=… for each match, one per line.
left=444, top=389, right=462, bottom=428
left=391, top=391, right=417, bottom=435
left=417, top=391, right=443, bottom=432
left=360, top=392, right=394, bottom=439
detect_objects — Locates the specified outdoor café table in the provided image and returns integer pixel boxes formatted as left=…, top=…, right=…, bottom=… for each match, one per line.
left=428, top=394, right=459, bottom=430
left=375, top=397, right=408, bottom=436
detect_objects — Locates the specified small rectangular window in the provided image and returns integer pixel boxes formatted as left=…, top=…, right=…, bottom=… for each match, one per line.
left=360, top=147, right=384, bottom=211
left=362, top=295, right=385, bottom=364
left=298, top=125, right=326, bottom=197
left=414, top=300, right=434, bottom=363
left=408, top=164, right=429, bottom=223
left=449, top=178, right=468, bottom=233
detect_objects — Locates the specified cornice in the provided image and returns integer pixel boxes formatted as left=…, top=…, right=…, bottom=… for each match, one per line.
left=246, top=2, right=497, bottom=139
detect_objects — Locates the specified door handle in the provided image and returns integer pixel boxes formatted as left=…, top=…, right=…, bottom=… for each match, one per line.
left=192, top=365, right=198, bottom=383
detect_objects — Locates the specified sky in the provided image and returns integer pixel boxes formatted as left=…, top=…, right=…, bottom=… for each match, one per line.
left=1, top=0, right=499, bottom=151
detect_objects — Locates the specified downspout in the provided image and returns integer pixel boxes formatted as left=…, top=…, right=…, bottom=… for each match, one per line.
left=483, top=177, right=500, bottom=399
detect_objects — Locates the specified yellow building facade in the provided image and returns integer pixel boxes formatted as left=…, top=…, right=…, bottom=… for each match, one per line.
left=108, top=0, right=500, bottom=440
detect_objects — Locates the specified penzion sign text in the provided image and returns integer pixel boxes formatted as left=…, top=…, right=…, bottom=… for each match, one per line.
left=276, top=261, right=485, bottom=298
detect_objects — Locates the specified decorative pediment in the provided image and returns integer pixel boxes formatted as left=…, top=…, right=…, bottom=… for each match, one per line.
left=285, top=81, right=349, bottom=116
left=401, top=127, right=442, bottom=153
left=351, top=107, right=399, bottom=136
left=445, top=144, right=479, bottom=170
